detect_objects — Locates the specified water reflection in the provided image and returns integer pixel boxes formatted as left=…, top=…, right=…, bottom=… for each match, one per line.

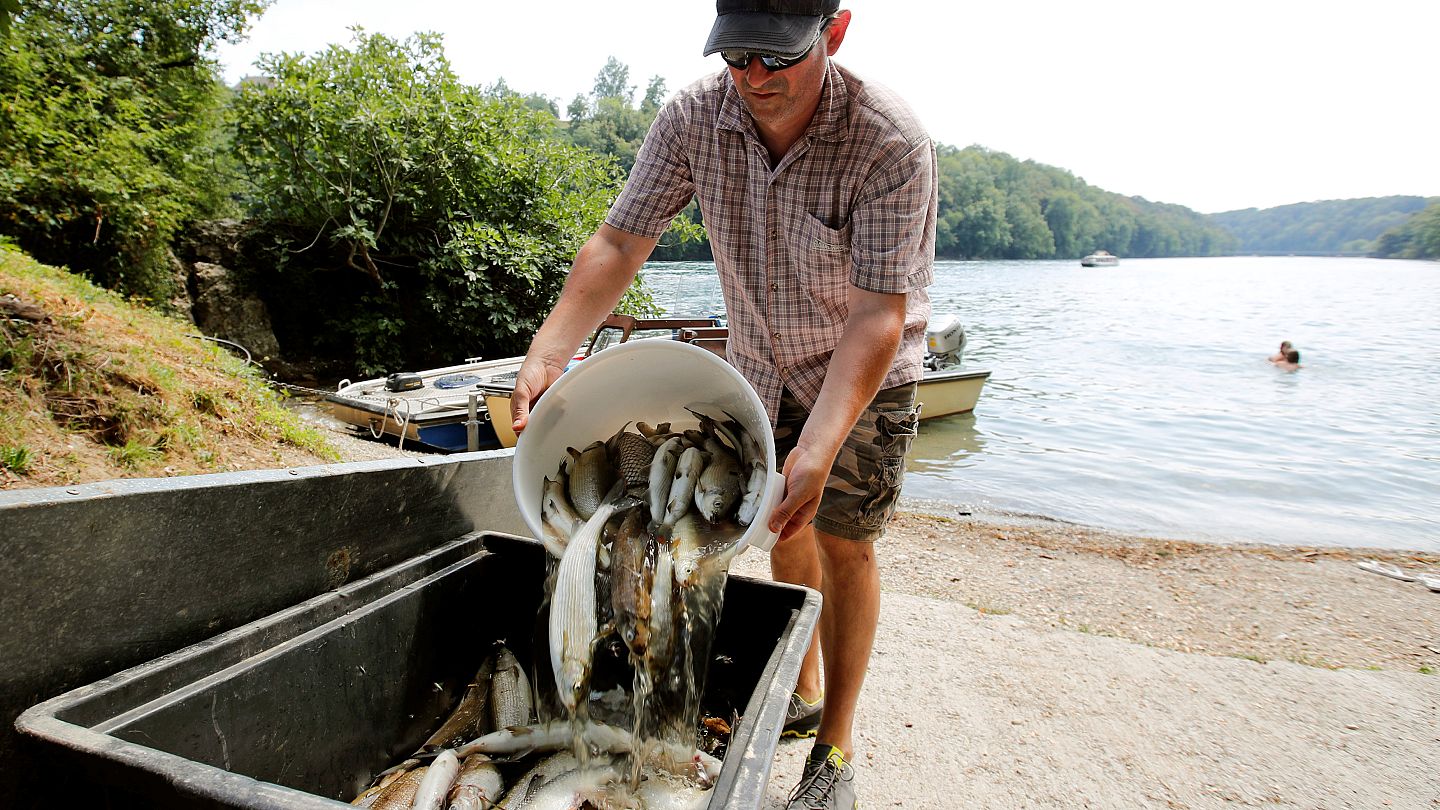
left=907, top=412, right=986, bottom=472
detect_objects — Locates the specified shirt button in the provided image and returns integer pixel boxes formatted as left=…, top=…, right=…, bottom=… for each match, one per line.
left=772, top=332, right=781, bottom=341
left=770, top=283, right=779, bottom=292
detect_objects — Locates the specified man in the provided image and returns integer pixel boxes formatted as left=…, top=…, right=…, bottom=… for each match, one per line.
left=510, top=2, right=936, bottom=807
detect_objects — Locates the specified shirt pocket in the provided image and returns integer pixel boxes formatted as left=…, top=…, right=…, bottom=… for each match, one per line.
left=782, top=212, right=852, bottom=317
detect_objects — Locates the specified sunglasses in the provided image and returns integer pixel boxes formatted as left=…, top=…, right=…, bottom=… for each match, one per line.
left=720, top=19, right=831, bottom=72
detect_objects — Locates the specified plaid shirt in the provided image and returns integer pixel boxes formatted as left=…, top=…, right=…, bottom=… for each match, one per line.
left=606, top=62, right=937, bottom=421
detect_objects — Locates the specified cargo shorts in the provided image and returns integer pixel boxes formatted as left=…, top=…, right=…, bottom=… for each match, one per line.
left=772, top=383, right=920, bottom=542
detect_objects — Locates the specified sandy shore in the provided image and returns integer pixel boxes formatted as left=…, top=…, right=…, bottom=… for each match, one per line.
left=328, top=429, right=1440, bottom=809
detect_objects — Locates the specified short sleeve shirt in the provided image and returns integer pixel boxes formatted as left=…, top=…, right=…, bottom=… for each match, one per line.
left=605, top=62, right=937, bottom=422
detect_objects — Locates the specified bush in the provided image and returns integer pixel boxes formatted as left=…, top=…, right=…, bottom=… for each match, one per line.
left=232, top=31, right=637, bottom=374
left=0, top=0, right=267, bottom=303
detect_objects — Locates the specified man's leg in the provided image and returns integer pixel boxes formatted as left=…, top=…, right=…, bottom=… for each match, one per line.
left=811, top=527, right=880, bottom=759
left=771, top=525, right=825, bottom=703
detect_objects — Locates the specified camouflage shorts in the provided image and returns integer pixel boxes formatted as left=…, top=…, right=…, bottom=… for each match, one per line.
left=772, top=383, right=920, bottom=542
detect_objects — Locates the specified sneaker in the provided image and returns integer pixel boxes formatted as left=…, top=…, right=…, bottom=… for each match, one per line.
left=781, top=692, right=823, bottom=739
left=786, top=744, right=858, bottom=809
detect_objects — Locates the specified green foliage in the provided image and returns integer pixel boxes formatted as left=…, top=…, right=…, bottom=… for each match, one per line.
left=0, top=0, right=267, bottom=302
left=231, top=31, right=621, bottom=373
left=1210, top=196, right=1436, bottom=255
left=0, top=444, right=32, bottom=474
left=932, top=146, right=1232, bottom=259
left=0, top=0, right=18, bottom=37
left=1371, top=202, right=1440, bottom=260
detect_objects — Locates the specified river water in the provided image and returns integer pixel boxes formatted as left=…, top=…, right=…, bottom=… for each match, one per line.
left=639, top=256, right=1440, bottom=552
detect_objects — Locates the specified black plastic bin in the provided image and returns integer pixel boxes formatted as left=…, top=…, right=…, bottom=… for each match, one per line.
left=16, top=532, right=819, bottom=809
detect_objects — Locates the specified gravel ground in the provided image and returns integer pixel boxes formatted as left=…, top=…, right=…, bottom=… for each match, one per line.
left=329, top=430, right=1440, bottom=808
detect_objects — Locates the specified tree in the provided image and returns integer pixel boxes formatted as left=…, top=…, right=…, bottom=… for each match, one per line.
left=591, top=56, right=633, bottom=104
left=0, top=0, right=269, bottom=301
left=231, top=30, right=637, bottom=373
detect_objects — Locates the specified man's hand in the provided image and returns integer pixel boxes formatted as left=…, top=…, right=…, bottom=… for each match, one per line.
left=510, top=356, right=566, bottom=435
left=768, top=442, right=834, bottom=544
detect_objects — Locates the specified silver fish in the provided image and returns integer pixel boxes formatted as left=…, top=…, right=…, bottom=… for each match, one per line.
left=549, top=482, right=630, bottom=711
left=504, top=765, right=612, bottom=810
left=456, top=721, right=721, bottom=787
left=648, top=436, right=683, bottom=527
left=413, top=749, right=460, bottom=810
left=661, top=446, right=707, bottom=532
left=540, top=475, right=583, bottom=558
left=489, top=644, right=533, bottom=730
left=566, top=441, right=616, bottom=520
left=635, top=772, right=713, bottom=810
left=672, top=512, right=743, bottom=587
left=447, top=754, right=504, bottom=810
left=647, top=537, right=676, bottom=669
left=694, top=438, right=744, bottom=522
left=497, top=753, right=582, bottom=809
left=736, top=462, right=767, bottom=527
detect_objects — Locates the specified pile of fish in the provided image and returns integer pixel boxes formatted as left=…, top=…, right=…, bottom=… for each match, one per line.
left=350, top=642, right=722, bottom=809
left=350, top=409, right=769, bottom=810
left=542, top=410, right=766, bottom=702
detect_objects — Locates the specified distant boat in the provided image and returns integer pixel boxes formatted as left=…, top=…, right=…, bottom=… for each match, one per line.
left=1081, top=250, right=1120, bottom=267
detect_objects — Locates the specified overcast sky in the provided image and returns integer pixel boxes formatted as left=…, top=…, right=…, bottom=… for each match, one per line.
left=216, top=0, right=1439, bottom=214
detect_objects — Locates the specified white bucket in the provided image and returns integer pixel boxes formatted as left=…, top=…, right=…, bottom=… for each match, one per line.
left=513, top=340, right=785, bottom=552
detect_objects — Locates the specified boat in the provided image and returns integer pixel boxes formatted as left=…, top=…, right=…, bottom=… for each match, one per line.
left=326, top=313, right=990, bottom=452
left=1080, top=250, right=1120, bottom=267
left=324, top=315, right=720, bottom=452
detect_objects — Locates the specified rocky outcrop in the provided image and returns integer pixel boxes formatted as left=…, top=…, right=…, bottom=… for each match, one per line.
left=178, top=220, right=282, bottom=364
left=189, top=261, right=282, bottom=362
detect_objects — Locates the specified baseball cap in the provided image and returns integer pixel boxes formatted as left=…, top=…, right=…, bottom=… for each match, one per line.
left=702, top=0, right=841, bottom=59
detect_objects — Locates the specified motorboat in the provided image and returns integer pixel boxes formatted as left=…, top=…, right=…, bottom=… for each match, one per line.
left=1080, top=250, right=1120, bottom=267
left=326, top=313, right=990, bottom=452
left=323, top=315, right=719, bottom=452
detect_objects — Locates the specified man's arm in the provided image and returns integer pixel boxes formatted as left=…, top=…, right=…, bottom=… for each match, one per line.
left=509, top=223, right=660, bottom=433
left=767, top=285, right=909, bottom=542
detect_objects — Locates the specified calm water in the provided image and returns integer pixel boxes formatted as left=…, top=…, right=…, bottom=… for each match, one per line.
left=639, top=256, right=1440, bottom=552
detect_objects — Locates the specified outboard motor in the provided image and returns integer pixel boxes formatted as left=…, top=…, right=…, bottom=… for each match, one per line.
left=924, top=316, right=966, bottom=371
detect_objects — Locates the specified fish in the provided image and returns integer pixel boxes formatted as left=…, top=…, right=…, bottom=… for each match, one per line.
left=456, top=721, right=722, bottom=787
left=608, top=423, right=657, bottom=491
left=736, top=462, right=767, bottom=527
left=497, top=753, right=583, bottom=809
left=672, top=512, right=744, bottom=587
left=661, top=446, right=707, bottom=532
left=566, top=441, right=617, bottom=520
left=489, top=643, right=533, bottom=730
left=636, top=421, right=672, bottom=441
left=694, top=438, right=744, bottom=522
left=447, top=754, right=504, bottom=810
left=647, top=436, right=683, bottom=527
left=413, top=749, right=460, bottom=810
left=549, top=482, right=633, bottom=711
left=540, top=475, right=583, bottom=558
left=686, top=407, right=742, bottom=458
left=647, top=536, right=676, bottom=669
left=421, top=656, right=495, bottom=752
left=634, top=772, right=713, bottom=810
left=369, top=765, right=428, bottom=810
left=503, top=765, right=613, bottom=810
left=610, top=507, right=653, bottom=658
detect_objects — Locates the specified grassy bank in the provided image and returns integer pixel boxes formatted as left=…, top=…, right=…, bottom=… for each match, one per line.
left=0, top=242, right=338, bottom=489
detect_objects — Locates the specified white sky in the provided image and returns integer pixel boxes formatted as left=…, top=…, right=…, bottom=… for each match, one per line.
left=216, top=0, right=1440, bottom=214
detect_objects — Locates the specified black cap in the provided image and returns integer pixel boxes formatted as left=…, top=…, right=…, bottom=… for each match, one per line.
left=703, top=0, right=840, bottom=59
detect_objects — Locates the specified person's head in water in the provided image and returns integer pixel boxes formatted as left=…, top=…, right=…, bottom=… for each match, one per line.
left=1279, top=340, right=1293, bottom=355
left=1286, top=349, right=1300, bottom=364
